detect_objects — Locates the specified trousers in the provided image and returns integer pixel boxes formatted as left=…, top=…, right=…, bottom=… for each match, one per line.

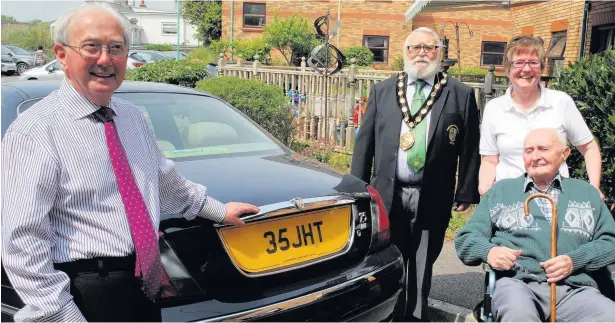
left=389, top=184, right=448, bottom=322
left=54, top=256, right=162, bottom=322
left=493, top=277, right=615, bottom=322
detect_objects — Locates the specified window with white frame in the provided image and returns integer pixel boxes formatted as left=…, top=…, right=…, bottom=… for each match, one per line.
left=162, top=22, right=177, bottom=35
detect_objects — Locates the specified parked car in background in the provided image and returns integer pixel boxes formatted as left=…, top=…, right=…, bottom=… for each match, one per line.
left=1, top=45, right=35, bottom=75
left=19, top=60, right=64, bottom=81
left=1, top=80, right=404, bottom=322
left=20, top=56, right=146, bottom=80
left=129, top=49, right=173, bottom=63
left=161, top=51, right=188, bottom=60
left=127, top=52, right=147, bottom=69
left=1, top=52, right=17, bottom=76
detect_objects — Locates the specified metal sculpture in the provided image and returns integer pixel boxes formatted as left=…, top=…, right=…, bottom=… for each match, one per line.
left=307, top=10, right=346, bottom=141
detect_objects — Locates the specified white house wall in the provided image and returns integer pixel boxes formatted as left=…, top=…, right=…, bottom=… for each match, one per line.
left=125, top=13, right=199, bottom=46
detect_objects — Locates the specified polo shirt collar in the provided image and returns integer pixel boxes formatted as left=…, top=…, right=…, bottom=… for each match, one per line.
left=58, top=79, right=118, bottom=120
left=504, top=83, right=550, bottom=112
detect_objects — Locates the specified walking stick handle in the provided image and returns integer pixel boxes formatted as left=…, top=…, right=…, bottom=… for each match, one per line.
left=524, top=192, right=558, bottom=323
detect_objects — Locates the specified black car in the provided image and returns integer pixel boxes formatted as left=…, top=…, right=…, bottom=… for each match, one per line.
left=1, top=81, right=404, bottom=322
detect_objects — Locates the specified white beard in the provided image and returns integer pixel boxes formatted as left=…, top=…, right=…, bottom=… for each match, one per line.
left=404, top=56, right=440, bottom=79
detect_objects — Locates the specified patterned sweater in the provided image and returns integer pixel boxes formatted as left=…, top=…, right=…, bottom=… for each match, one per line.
left=455, top=175, right=615, bottom=288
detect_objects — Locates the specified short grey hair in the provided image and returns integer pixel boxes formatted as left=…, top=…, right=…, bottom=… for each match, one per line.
left=403, top=27, right=442, bottom=56
left=526, top=128, right=567, bottom=147
left=53, top=2, right=131, bottom=46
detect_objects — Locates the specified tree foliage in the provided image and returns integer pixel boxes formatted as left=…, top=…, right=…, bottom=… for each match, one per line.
left=551, top=50, right=615, bottom=209
left=263, top=14, right=318, bottom=66
left=181, top=0, right=221, bottom=45
left=125, top=60, right=210, bottom=88
left=1, top=23, right=54, bottom=57
left=1, top=15, right=18, bottom=24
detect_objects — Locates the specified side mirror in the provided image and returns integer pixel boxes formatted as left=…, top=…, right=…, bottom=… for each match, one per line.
left=7, top=53, right=13, bottom=57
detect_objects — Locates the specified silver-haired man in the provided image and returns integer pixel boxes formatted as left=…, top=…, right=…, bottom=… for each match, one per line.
left=1, top=3, right=258, bottom=322
left=351, top=27, right=480, bottom=321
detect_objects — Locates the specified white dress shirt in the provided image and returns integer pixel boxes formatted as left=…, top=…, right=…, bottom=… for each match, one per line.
left=480, top=84, right=594, bottom=181
left=397, top=75, right=435, bottom=182
left=1, top=80, right=227, bottom=322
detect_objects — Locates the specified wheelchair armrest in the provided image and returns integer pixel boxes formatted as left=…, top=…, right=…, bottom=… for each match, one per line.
left=607, top=262, right=615, bottom=283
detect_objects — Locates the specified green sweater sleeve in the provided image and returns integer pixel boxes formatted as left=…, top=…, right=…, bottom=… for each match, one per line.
left=565, top=195, right=615, bottom=273
left=454, top=188, right=498, bottom=266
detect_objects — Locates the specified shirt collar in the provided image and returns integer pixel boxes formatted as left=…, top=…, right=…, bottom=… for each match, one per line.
left=524, top=173, right=563, bottom=193
left=504, top=82, right=551, bottom=112
left=407, top=74, right=435, bottom=87
left=58, top=79, right=118, bottom=120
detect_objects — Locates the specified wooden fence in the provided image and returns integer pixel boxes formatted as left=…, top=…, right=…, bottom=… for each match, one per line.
left=217, top=55, right=509, bottom=149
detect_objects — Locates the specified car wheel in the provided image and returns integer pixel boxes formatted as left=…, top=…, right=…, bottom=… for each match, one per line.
left=16, top=63, right=28, bottom=75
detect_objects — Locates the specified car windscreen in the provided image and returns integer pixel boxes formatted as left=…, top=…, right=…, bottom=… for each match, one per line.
left=115, top=92, right=285, bottom=160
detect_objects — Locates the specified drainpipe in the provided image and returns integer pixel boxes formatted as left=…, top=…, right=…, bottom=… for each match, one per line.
left=337, top=0, right=341, bottom=48
left=177, top=0, right=181, bottom=61
left=578, top=0, right=590, bottom=60
left=230, top=0, right=234, bottom=63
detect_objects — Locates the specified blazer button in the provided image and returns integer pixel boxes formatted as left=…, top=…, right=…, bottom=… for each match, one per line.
left=390, top=177, right=394, bottom=183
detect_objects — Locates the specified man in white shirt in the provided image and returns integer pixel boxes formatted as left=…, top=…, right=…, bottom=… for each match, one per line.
left=1, top=3, right=258, bottom=322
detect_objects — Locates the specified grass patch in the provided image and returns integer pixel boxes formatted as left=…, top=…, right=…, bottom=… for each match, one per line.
left=445, top=205, right=476, bottom=241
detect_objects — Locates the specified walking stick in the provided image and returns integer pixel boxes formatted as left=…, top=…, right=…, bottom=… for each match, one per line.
left=524, top=193, right=557, bottom=323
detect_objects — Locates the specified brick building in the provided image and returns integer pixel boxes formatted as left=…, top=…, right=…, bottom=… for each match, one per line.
left=220, top=0, right=613, bottom=75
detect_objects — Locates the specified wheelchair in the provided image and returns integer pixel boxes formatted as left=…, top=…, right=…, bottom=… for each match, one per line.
left=473, top=262, right=615, bottom=322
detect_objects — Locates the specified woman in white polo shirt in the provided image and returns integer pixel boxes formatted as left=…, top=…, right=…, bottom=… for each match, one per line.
left=478, top=35, right=603, bottom=198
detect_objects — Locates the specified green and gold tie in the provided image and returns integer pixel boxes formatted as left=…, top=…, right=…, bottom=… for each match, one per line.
left=407, top=79, right=427, bottom=172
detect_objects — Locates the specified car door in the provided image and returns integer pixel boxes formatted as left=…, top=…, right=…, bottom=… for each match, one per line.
left=45, top=61, right=65, bottom=80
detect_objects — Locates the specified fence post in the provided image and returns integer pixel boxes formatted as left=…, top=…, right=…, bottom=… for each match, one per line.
left=253, top=54, right=261, bottom=77
left=301, top=57, right=306, bottom=73
left=237, top=54, right=244, bottom=67
left=218, top=53, right=225, bottom=75
left=482, top=64, right=495, bottom=118
left=345, top=58, right=358, bottom=149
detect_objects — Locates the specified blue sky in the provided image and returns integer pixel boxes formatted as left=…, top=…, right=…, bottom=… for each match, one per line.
left=1, top=0, right=177, bottom=23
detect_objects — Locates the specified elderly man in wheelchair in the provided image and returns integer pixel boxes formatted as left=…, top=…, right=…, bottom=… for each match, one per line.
left=455, top=128, right=615, bottom=322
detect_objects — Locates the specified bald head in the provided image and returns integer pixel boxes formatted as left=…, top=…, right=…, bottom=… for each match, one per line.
left=524, top=128, right=567, bottom=149
left=523, top=128, right=570, bottom=185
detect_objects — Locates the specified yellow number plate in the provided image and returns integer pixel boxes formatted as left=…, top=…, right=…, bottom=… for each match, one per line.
left=218, top=206, right=352, bottom=275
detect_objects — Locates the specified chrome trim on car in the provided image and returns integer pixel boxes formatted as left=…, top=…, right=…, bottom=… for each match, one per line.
left=202, top=259, right=401, bottom=322
left=214, top=195, right=355, bottom=228
left=215, top=195, right=357, bottom=278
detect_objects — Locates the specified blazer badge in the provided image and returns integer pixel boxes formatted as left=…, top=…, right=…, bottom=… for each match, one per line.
left=447, top=125, right=459, bottom=144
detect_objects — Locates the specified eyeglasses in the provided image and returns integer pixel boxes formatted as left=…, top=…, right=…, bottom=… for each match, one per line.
left=510, top=60, right=542, bottom=69
left=62, top=42, right=128, bottom=58
left=406, top=45, right=439, bottom=54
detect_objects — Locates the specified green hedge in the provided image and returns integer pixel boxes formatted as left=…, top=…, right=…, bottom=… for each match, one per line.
left=391, top=56, right=404, bottom=71
left=188, top=46, right=218, bottom=63
left=125, top=60, right=209, bottom=88
left=235, top=37, right=271, bottom=63
left=551, top=50, right=615, bottom=208
left=144, top=44, right=174, bottom=51
left=447, top=66, right=490, bottom=75
left=343, top=46, right=374, bottom=66
left=195, top=76, right=294, bottom=145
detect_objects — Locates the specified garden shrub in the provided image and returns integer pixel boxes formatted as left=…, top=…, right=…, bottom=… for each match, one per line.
left=144, top=44, right=174, bottom=51
left=447, top=66, right=489, bottom=75
left=195, top=76, right=294, bottom=145
left=208, top=39, right=230, bottom=59
left=343, top=46, right=374, bottom=66
left=188, top=46, right=219, bottom=63
left=125, top=60, right=209, bottom=88
left=391, top=56, right=404, bottom=71
left=551, top=50, right=615, bottom=209
left=235, top=37, right=271, bottom=63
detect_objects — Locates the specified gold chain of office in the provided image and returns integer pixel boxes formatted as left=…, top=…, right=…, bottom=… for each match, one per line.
left=396, top=72, right=448, bottom=151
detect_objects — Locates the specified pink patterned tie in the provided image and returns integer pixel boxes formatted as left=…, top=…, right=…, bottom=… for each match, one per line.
left=103, top=112, right=162, bottom=300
